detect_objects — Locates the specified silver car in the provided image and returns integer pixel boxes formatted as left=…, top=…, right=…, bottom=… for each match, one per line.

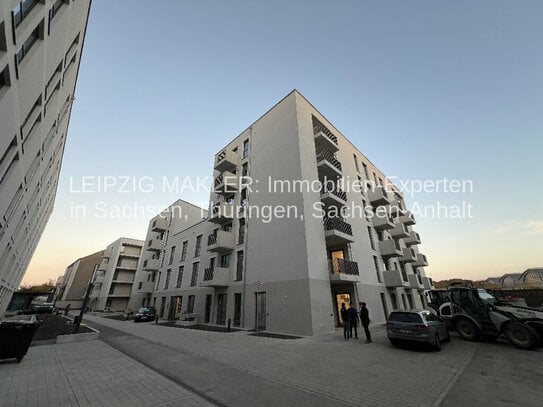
left=386, top=309, right=450, bottom=351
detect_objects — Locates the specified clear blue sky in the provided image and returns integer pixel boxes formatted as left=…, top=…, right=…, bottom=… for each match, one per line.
left=25, top=0, right=543, bottom=285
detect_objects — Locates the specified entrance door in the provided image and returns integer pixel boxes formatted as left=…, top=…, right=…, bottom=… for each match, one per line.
left=172, top=296, right=182, bottom=319
left=255, top=292, right=266, bottom=330
left=216, top=294, right=227, bottom=325
left=330, top=250, right=344, bottom=274
left=335, top=293, right=351, bottom=325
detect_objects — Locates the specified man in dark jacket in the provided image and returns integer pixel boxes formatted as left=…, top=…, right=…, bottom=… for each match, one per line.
left=347, top=303, right=359, bottom=339
left=359, top=302, right=372, bottom=343
left=340, top=303, right=350, bottom=339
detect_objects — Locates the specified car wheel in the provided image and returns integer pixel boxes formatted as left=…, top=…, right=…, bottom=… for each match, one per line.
left=455, top=318, right=480, bottom=341
left=504, top=322, right=539, bottom=350
left=433, top=333, right=441, bottom=351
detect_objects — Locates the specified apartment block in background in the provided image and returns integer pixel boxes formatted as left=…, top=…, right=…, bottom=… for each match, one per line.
left=54, top=250, right=102, bottom=309
left=88, top=238, right=144, bottom=312
left=0, top=0, right=92, bottom=316
left=130, top=90, right=432, bottom=336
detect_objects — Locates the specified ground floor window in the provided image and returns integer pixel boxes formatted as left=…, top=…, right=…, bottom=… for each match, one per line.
left=187, top=295, right=195, bottom=313
left=234, top=293, right=242, bottom=326
left=205, top=295, right=212, bottom=323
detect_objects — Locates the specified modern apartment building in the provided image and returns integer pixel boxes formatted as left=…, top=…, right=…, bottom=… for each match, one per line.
left=0, top=0, right=91, bottom=316
left=54, top=249, right=102, bottom=309
left=88, top=238, right=144, bottom=312
left=131, top=90, right=433, bottom=336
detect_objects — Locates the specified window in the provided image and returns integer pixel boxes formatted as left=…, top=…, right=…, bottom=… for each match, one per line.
left=190, top=262, right=199, bottom=286
left=187, top=295, right=195, bottom=313
left=234, top=293, right=242, bottom=327
left=357, top=176, right=364, bottom=196
left=156, top=271, right=161, bottom=290
left=240, top=188, right=247, bottom=206
left=194, top=235, right=202, bottom=257
left=242, top=162, right=248, bottom=177
left=48, top=0, right=66, bottom=27
left=138, top=282, right=142, bottom=290
left=164, top=268, right=171, bottom=290
left=242, top=139, right=249, bottom=159
left=373, top=255, right=382, bottom=283
left=15, top=25, right=40, bottom=65
left=367, top=227, right=375, bottom=250
left=0, top=22, right=7, bottom=52
left=176, top=266, right=183, bottom=288
left=168, top=246, right=176, bottom=265
left=12, top=0, right=39, bottom=28
left=180, top=241, right=188, bottom=261
left=238, top=218, right=245, bottom=244
left=220, top=254, right=230, bottom=268
left=0, top=65, right=10, bottom=90
left=236, top=251, right=244, bottom=281
left=353, top=154, right=360, bottom=173
left=361, top=199, right=369, bottom=221
left=362, top=163, right=369, bottom=179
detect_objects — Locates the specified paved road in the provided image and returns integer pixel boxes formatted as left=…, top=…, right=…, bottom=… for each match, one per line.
left=83, top=314, right=482, bottom=407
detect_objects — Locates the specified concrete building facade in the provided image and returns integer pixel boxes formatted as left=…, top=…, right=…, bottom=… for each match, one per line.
left=55, top=250, right=102, bottom=309
left=88, top=238, right=144, bottom=312
left=130, top=90, right=432, bottom=336
left=0, top=0, right=91, bottom=316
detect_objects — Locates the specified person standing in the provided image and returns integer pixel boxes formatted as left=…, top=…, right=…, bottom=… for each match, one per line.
left=359, top=302, right=372, bottom=343
left=347, top=303, right=359, bottom=339
left=340, top=303, right=350, bottom=339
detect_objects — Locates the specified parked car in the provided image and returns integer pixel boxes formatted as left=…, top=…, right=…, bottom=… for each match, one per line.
left=134, top=307, right=157, bottom=322
left=17, top=303, right=55, bottom=315
left=386, top=309, right=450, bottom=351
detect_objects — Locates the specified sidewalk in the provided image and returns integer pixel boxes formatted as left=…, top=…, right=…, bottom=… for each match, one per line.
left=83, top=314, right=480, bottom=407
left=0, top=339, right=214, bottom=407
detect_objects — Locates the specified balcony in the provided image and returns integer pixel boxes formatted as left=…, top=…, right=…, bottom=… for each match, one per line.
left=112, top=278, right=134, bottom=284
left=214, top=171, right=239, bottom=194
left=143, top=258, right=160, bottom=271
left=404, top=231, right=421, bottom=246
left=412, top=253, right=428, bottom=267
left=388, top=199, right=406, bottom=217
left=378, top=239, right=402, bottom=258
left=209, top=202, right=235, bottom=224
left=214, top=150, right=239, bottom=172
left=320, top=185, right=347, bottom=208
left=201, top=267, right=229, bottom=287
left=390, top=222, right=409, bottom=239
left=372, top=215, right=394, bottom=231
left=316, top=150, right=342, bottom=180
left=422, top=277, right=434, bottom=290
left=207, top=230, right=234, bottom=253
left=323, top=217, right=354, bottom=245
left=397, top=210, right=416, bottom=226
left=151, top=216, right=168, bottom=232
left=93, top=275, right=105, bottom=284
left=400, top=248, right=417, bottom=263
left=383, top=269, right=409, bottom=288
left=329, top=257, right=359, bottom=283
left=368, top=186, right=390, bottom=207
left=137, top=281, right=154, bottom=293
left=408, top=274, right=424, bottom=289
left=147, top=239, right=163, bottom=252
left=314, top=130, right=339, bottom=153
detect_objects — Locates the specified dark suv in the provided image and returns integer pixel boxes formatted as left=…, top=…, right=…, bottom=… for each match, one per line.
left=386, top=309, right=450, bottom=351
left=134, top=307, right=157, bottom=322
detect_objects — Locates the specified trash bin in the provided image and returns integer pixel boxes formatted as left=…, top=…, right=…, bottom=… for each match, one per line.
left=0, top=321, right=41, bottom=363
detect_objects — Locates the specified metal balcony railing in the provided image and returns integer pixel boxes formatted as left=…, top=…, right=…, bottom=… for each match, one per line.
left=330, top=258, right=359, bottom=276
left=323, top=216, right=353, bottom=236
left=321, top=185, right=347, bottom=201
left=316, top=150, right=342, bottom=172
left=313, top=117, right=339, bottom=145
left=207, top=233, right=218, bottom=246
left=204, top=267, right=214, bottom=281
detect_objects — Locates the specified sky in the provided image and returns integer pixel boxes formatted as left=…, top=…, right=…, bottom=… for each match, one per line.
left=23, top=0, right=543, bottom=285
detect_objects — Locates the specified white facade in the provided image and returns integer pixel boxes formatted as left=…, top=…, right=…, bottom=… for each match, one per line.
left=0, top=0, right=91, bottom=316
left=130, top=90, right=432, bottom=336
left=89, top=237, right=144, bottom=312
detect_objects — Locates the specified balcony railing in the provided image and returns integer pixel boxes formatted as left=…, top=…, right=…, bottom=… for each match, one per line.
left=214, top=171, right=239, bottom=193
left=316, top=150, right=342, bottom=172
left=324, top=216, right=353, bottom=236
left=201, top=266, right=229, bottom=287
left=404, top=231, right=421, bottom=246
left=143, top=259, right=160, bottom=271
left=313, top=117, right=339, bottom=153
left=214, top=149, right=239, bottom=172
left=204, top=267, right=214, bottom=281
left=329, top=257, right=359, bottom=276
left=320, top=185, right=347, bottom=202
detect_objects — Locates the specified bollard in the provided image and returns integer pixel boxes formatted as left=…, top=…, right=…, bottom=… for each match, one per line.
left=227, top=318, right=231, bottom=332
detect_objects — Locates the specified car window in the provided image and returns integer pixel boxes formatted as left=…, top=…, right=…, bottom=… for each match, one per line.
left=388, top=312, right=423, bottom=323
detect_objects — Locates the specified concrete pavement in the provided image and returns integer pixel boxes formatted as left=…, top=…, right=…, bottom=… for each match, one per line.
left=0, top=339, right=214, bottom=407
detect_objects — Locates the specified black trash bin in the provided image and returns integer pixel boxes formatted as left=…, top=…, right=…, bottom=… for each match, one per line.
left=0, top=321, right=41, bottom=363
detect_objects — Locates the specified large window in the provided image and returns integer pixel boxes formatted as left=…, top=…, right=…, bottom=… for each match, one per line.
left=187, top=295, right=195, bottom=313
left=235, top=251, right=244, bottom=281
left=164, top=269, right=171, bottom=290
left=16, top=25, right=40, bottom=65
left=180, top=241, right=188, bottom=261
left=12, top=0, right=39, bottom=28
left=238, top=218, right=245, bottom=244
left=48, top=0, right=66, bottom=27
left=220, top=254, right=230, bottom=268
left=373, top=256, right=382, bottom=283
left=168, top=245, right=176, bottom=265
left=242, top=139, right=249, bottom=159
left=234, top=293, right=242, bottom=327
left=194, top=235, right=202, bottom=257
left=190, top=262, right=199, bottom=286
left=175, top=266, right=183, bottom=288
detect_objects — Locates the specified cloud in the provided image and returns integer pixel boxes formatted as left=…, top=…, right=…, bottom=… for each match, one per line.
left=483, top=219, right=543, bottom=238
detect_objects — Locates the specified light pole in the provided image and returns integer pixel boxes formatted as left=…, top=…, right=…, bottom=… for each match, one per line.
left=74, top=264, right=97, bottom=334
